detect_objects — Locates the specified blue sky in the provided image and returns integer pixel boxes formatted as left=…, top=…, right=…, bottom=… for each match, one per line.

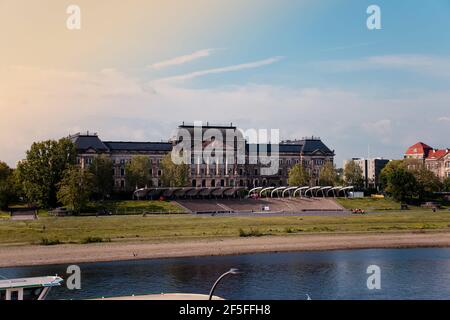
left=0, top=0, right=449, bottom=166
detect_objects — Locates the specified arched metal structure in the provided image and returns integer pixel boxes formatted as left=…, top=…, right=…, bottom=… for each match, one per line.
left=318, top=186, right=332, bottom=197
left=339, top=186, right=354, bottom=197
left=327, top=186, right=342, bottom=197
left=248, top=187, right=263, bottom=197
left=282, top=186, right=298, bottom=198
left=293, top=186, right=309, bottom=198
left=260, top=187, right=275, bottom=197
left=305, top=186, right=320, bottom=197
left=270, top=186, right=286, bottom=198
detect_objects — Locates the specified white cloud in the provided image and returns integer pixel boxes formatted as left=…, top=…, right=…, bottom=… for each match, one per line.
left=156, top=56, right=284, bottom=82
left=319, top=54, right=450, bottom=77
left=437, top=116, right=450, bottom=122
left=148, top=49, right=216, bottom=69
left=1, top=65, right=449, bottom=167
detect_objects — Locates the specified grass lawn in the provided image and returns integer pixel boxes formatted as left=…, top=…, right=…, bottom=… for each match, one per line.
left=84, top=200, right=187, bottom=215
left=1, top=211, right=450, bottom=246
left=335, top=197, right=448, bottom=211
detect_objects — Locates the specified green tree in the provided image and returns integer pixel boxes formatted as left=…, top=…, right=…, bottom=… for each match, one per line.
left=89, top=155, right=114, bottom=199
left=380, top=161, right=417, bottom=201
left=125, top=156, right=152, bottom=190
left=319, top=162, right=337, bottom=186
left=16, top=138, right=76, bottom=207
left=288, top=164, right=310, bottom=186
left=412, top=166, right=442, bottom=200
left=0, top=161, right=13, bottom=209
left=343, top=160, right=364, bottom=187
left=57, top=166, right=94, bottom=213
left=444, top=178, right=450, bottom=192
left=160, top=154, right=189, bottom=187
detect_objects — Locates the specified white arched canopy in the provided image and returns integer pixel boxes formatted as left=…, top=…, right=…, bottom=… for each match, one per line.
left=282, top=186, right=298, bottom=198
left=260, top=187, right=275, bottom=197
left=249, top=187, right=263, bottom=197
left=339, top=186, right=354, bottom=197
left=328, top=186, right=342, bottom=197
left=318, top=186, right=332, bottom=197
left=271, top=186, right=286, bottom=198
left=305, top=186, right=321, bottom=197
left=293, top=186, right=309, bottom=197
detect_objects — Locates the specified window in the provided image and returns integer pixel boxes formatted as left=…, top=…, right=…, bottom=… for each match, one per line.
left=158, top=170, right=162, bottom=176
left=120, top=180, right=125, bottom=188
left=120, top=168, right=125, bottom=176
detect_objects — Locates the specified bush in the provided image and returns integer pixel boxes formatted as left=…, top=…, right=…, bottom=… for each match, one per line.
left=81, top=236, right=111, bottom=244
left=239, top=228, right=263, bottom=237
left=40, top=238, right=61, bottom=246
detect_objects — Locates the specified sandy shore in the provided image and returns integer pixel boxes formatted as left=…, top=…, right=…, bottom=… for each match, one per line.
left=1, top=232, right=450, bottom=268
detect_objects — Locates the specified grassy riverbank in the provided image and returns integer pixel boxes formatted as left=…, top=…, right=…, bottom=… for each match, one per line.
left=1, top=210, right=450, bottom=246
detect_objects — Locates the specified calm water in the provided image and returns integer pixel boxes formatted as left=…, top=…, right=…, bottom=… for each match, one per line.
left=1, top=248, right=450, bottom=300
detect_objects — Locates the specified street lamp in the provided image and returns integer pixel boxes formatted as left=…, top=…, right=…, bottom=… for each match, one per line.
left=208, top=268, right=241, bottom=300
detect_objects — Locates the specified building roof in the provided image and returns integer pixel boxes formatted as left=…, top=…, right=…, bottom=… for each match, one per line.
left=426, top=149, right=450, bottom=160
left=405, top=142, right=433, bottom=156
left=104, top=141, right=173, bottom=152
left=246, top=138, right=333, bottom=155
left=301, top=138, right=333, bottom=154
left=0, top=276, right=63, bottom=290
left=70, top=134, right=109, bottom=152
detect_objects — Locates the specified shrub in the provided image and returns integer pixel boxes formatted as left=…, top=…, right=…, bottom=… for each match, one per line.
left=40, top=238, right=61, bottom=246
left=239, top=228, right=263, bottom=237
left=81, top=236, right=110, bottom=244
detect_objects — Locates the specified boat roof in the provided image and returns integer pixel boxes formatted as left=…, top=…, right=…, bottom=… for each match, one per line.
left=94, top=293, right=224, bottom=300
left=0, top=276, right=63, bottom=290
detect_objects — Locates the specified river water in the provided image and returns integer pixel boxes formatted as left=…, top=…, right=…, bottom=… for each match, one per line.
left=1, top=248, right=450, bottom=300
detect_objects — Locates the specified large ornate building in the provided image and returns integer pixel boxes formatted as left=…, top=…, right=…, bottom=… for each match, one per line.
left=404, top=142, right=450, bottom=180
left=71, top=123, right=335, bottom=190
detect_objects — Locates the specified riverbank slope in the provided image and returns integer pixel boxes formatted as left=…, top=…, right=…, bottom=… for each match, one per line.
left=2, top=231, right=450, bottom=267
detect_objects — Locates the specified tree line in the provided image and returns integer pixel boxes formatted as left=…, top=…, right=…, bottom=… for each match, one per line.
left=0, top=138, right=189, bottom=212
left=287, top=159, right=450, bottom=202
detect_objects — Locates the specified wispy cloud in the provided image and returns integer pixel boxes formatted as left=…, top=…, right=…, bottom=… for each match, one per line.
left=320, top=42, right=376, bottom=52
left=318, top=54, right=450, bottom=77
left=149, top=49, right=216, bottom=69
left=156, top=56, right=284, bottom=82
left=437, top=116, right=450, bottom=122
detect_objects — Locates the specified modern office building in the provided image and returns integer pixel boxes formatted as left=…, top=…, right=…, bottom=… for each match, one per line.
left=343, top=158, right=390, bottom=189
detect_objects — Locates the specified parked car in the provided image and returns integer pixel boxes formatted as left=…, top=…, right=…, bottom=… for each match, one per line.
left=96, top=209, right=112, bottom=216
left=49, top=207, right=73, bottom=216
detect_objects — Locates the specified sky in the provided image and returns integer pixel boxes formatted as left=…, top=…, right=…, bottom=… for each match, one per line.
left=0, top=0, right=449, bottom=167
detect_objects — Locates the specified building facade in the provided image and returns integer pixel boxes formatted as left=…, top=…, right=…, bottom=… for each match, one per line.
left=343, top=158, right=390, bottom=189
left=404, top=142, right=450, bottom=180
left=71, top=123, right=335, bottom=190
